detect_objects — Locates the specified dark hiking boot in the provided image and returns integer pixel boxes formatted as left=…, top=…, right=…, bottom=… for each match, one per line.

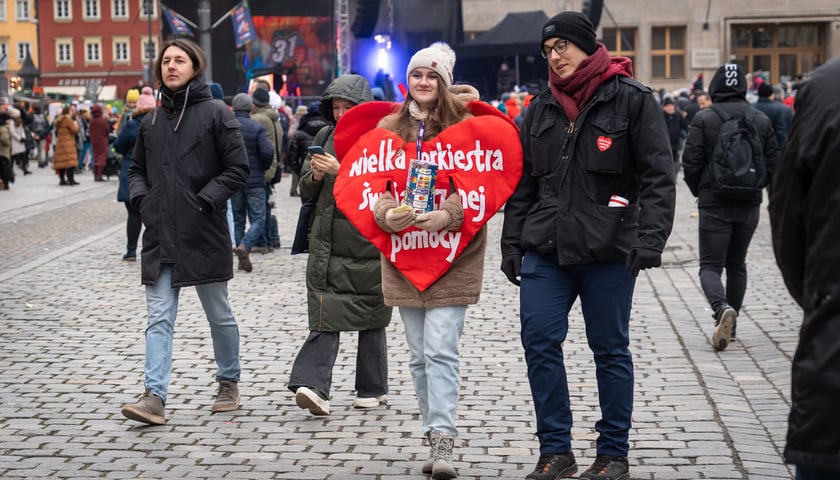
left=525, top=452, right=577, bottom=479
left=579, top=455, right=629, bottom=480
left=234, top=245, right=252, bottom=272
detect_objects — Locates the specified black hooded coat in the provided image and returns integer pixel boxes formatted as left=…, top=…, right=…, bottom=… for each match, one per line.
left=682, top=64, right=779, bottom=207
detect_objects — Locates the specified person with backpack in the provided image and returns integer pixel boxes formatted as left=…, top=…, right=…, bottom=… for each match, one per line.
left=683, top=63, right=779, bottom=352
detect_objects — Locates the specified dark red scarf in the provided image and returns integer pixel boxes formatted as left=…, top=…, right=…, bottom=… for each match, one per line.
left=549, top=44, right=633, bottom=121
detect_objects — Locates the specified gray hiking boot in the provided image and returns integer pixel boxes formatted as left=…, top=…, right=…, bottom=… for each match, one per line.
left=212, top=380, right=240, bottom=412
left=422, top=431, right=436, bottom=475
left=121, top=390, right=165, bottom=425
left=430, top=430, right=457, bottom=479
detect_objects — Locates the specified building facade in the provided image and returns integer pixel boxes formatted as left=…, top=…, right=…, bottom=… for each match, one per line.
left=38, top=0, right=161, bottom=100
left=0, top=0, right=38, bottom=96
left=462, top=0, right=840, bottom=92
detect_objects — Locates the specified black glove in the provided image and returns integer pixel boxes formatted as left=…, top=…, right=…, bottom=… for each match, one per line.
left=626, top=247, right=662, bottom=277
left=501, top=254, right=522, bottom=286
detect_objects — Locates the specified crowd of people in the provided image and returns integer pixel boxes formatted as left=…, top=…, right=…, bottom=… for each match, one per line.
left=1, top=12, right=836, bottom=479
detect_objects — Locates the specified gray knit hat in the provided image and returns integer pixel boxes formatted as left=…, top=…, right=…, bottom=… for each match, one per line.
left=231, top=93, right=252, bottom=112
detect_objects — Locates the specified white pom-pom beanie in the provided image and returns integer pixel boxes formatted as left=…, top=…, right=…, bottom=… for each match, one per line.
left=406, top=42, right=456, bottom=88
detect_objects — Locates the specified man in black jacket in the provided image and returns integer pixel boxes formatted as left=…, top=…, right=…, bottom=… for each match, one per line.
left=769, top=56, right=840, bottom=480
left=121, top=38, right=249, bottom=425
left=683, top=63, right=779, bottom=352
left=753, top=82, right=793, bottom=149
left=500, top=12, right=675, bottom=480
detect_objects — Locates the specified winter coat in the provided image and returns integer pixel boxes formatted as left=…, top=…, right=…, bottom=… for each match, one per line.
left=89, top=105, right=110, bottom=168
left=113, top=108, right=151, bottom=202
left=753, top=97, right=793, bottom=149
left=8, top=121, right=26, bottom=156
left=663, top=110, right=687, bottom=152
left=233, top=110, right=273, bottom=188
left=0, top=124, right=10, bottom=160
left=768, top=56, right=840, bottom=473
left=129, top=79, right=249, bottom=287
left=298, top=74, right=391, bottom=332
left=52, top=114, right=79, bottom=170
left=251, top=105, right=282, bottom=181
left=373, top=84, right=487, bottom=308
left=683, top=66, right=779, bottom=208
left=501, top=76, right=676, bottom=265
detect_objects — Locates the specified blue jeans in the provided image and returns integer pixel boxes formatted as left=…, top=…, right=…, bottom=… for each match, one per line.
left=78, top=142, right=91, bottom=169
left=520, top=253, right=635, bottom=456
left=400, top=305, right=466, bottom=437
left=698, top=205, right=760, bottom=315
left=226, top=199, right=235, bottom=247
left=231, top=186, right=267, bottom=250
left=143, top=265, right=240, bottom=404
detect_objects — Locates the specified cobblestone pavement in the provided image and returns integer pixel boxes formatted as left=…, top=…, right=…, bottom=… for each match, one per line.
left=0, top=165, right=800, bottom=479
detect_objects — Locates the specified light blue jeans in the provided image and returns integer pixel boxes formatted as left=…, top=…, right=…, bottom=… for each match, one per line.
left=143, top=265, right=241, bottom=404
left=400, top=305, right=466, bottom=437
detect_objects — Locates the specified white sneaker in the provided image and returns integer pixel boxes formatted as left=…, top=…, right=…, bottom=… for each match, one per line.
left=352, top=395, right=388, bottom=409
left=295, top=387, right=330, bottom=416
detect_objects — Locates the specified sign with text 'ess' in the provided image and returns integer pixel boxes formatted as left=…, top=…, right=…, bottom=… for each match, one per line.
left=334, top=101, right=523, bottom=291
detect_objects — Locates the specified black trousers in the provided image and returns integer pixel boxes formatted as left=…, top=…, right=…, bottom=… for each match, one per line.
left=698, top=204, right=760, bottom=316
left=288, top=328, right=388, bottom=399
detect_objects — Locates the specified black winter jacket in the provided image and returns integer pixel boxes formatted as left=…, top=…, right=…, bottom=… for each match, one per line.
left=233, top=110, right=274, bottom=188
left=769, top=56, right=840, bottom=472
left=129, top=79, right=249, bottom=287
left=683, top=64, right=779, bottom=208
left=753, top=97, right=792, bottom=149
left=501, top=75, right=676, bottom=264
left=288, top=113, right=328, bottom=176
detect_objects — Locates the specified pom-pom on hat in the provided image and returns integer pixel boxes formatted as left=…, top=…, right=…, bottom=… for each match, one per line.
left=136, top=87, right=156, bottom=110
left=406, top=42, right=456, bottom=88
left=125, top=89, right=140, bottom=103
left=542, top=11, right=598, bottom=56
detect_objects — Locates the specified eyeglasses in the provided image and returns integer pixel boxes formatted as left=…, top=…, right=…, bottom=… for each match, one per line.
left=541, top=40, right=568, bottom=59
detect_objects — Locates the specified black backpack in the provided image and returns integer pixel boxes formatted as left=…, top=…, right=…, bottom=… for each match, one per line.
left=708, top=105, right=767, bottom=201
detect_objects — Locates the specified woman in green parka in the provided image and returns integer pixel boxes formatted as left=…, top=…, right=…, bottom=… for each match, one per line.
left=288, top=74, right=392, bottom=416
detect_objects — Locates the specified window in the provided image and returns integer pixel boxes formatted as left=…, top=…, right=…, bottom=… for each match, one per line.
left=0, top=0, right=6, bottom=21
left=111, top=0, right=127, bottom=19
left=0, top=44, right=7, bottom=68
left=16, top=0, right=30, bottom=20
left=602, top=27, right=637, bottom=71
left=17, top=42, right=31, bottom=62
left=651, top=26, right=686, bottom=79
left=55, top=0, right=71, bottom=20
left=56, top=39, right=73, bottom=65
left=83, top=0, right=99, bottom=19
left=730, top=23, right=825, bottom=83
left=84, top=37, right=102, bottom=64
left=142, top=38, right=157, bottom=62
left=113, top=37, right=129, bottom=63
left=140, top=0, right=156, bottom=18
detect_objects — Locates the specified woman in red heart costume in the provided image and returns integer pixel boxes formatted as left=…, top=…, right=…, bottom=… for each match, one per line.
left=287, top=74, right=393, bottom=418
left=369, top=42, right=486, bottom=480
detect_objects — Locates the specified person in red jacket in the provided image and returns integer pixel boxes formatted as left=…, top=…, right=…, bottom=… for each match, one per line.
left=88, top=104, right=110, bottom=181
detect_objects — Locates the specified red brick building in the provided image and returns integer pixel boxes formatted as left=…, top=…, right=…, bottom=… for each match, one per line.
left=38, top=0, right=161, bottom=101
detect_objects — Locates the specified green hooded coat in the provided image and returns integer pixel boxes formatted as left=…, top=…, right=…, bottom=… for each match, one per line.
left=299, top=74, right=392, bottom=331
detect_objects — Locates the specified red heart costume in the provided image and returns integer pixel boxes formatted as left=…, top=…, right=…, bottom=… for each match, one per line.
left=334, top=101, right=523, bottom=291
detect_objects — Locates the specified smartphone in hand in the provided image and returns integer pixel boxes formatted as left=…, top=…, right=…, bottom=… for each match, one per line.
left=307, top=145, right=325, bottom=156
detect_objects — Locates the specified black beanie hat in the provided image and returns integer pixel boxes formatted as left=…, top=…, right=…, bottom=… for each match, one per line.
left=757, top=82, right=774, bottom=98
left=542, top=11, right=598, bottom=56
